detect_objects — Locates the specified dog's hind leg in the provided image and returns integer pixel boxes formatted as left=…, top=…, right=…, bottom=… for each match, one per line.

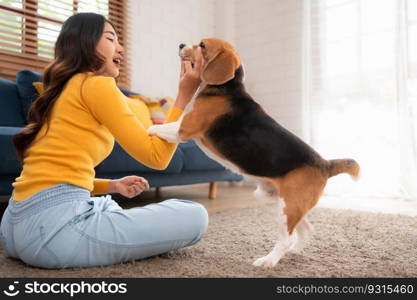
left=253, top=167, right=326, bottom=268
left=253, top=197, right=292, bottom=268
left=289, top=217, right=313, bottom=253
left=253, top=179, right=279, bottom=199
left=280, top=166, right=326, bottom=234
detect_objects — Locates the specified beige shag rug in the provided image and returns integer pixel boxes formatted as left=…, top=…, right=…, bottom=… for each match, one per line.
left=1, top=204, right=416, bottom=278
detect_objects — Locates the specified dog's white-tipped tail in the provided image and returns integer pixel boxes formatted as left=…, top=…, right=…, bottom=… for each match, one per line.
left=327, top=159, right=360, bottom=180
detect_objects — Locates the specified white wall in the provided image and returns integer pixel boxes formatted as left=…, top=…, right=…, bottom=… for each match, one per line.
left=231, top=0, right=304, bottom=136
left=128, top=0, right=304, bottom=136
left=127, top=0, right=216, bottom=98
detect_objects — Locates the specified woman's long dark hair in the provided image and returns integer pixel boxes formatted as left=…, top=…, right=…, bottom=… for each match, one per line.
left=13, top=13, right=110, bottom=160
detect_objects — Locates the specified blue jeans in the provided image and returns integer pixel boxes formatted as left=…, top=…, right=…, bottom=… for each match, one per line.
left=0, top=184, right=208, bottom=269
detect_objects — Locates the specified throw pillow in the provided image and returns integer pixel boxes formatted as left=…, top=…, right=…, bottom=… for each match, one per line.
left=129, top=95, right=175, bottom=124
left=0, top=77, right=26, bottom=127
left=16, top=69, right=41, bottom=122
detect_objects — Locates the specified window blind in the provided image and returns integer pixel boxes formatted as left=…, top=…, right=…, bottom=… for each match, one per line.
left=0, top=0, right=130, bottom=88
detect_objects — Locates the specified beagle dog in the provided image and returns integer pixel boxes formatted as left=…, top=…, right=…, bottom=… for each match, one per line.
left=148, top=38, right=360, bottom=268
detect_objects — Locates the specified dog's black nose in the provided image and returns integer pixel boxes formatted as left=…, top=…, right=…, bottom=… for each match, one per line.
left=179, top=43, right=186, bottom=49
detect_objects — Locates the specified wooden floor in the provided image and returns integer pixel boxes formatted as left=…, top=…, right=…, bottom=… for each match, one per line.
left=0, top=183, right=271, bottom=218
left=113, top=183, right=275, bottom=215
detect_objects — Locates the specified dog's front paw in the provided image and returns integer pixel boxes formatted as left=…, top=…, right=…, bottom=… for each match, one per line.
left=148, top=123, right=181, bottom=143
left=252, top=254, right=281, bottom=268
left=147, top=125, right=158, bottom=136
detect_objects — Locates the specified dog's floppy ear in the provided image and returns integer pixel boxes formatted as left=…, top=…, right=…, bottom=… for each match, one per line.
left=201, top=49, right=239, bottom=85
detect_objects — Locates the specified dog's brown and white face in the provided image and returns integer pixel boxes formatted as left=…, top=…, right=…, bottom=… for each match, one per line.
left=179, top=38, right=241, bottom=85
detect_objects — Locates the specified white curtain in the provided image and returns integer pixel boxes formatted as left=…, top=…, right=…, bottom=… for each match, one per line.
left=303, top=0, right=417, bottom=200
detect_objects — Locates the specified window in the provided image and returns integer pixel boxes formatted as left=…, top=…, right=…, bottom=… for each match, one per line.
left=306, top=0, right=417, bottom=199
left=408, top=0, right=417, bottom=78
left=0, top=0, right=130, bottom=88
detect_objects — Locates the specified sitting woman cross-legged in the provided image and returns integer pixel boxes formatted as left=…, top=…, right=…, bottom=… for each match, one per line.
left=0, top=12, right=208, bottom=269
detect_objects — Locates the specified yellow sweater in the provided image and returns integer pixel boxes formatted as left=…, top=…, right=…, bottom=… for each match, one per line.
left=12, top=72, right=182, bottom=201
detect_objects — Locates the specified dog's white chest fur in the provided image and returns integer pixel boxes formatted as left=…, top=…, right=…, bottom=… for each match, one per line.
left=148, top=122, right=241, bottom=174
left=194, top=139, right=241, bottom=175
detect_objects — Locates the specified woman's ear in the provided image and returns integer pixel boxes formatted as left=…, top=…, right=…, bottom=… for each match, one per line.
left=201, top=50, right=239, bottom=85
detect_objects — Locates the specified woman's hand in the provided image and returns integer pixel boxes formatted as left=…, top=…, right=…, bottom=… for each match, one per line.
left=175, top=47, right=204, bottom=109
left=108, top=176, right=149, bottom=198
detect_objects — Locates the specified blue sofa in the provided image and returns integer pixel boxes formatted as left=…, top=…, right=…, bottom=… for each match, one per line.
left=0, top=70, right=242, bottom=198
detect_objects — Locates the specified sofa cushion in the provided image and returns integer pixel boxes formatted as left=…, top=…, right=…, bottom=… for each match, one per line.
left=95, top=142, right=184, bottom=174
left=0, top=78, right=26, bottom=127
left=119, top=87, right=139, bottom=96
left=0, top=126, right=23, bottom=174
left=16, top=69, right=42, bottom=122
left=17, top=70, right=139, bottom=123
left=139, top=169, right=243, bottom=188
left=180, top=140, right=226, bottom=171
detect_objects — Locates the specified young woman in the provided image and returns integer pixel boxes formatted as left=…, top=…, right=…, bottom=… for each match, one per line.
left=0, top=13, right=208, bottom=269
